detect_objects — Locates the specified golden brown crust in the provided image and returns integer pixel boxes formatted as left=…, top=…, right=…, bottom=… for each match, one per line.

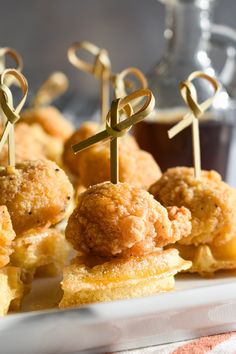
left=63, top=121, right=140, bottom=179
left=0, top=206, right=16, bottom=268
left=21, top=106, right=74, bottom=142
left=74, top=142, right=161, bottom=190
left=63, top=121, right=101, bottom=176
left=149, top=167, right=236, bottom=245
left=66, top=182, right=191, bottom=257
left=0, top=123, right=63, bottom=166
left=59, top=249, right=191, bottom=308
left=174, top=236, right=236, bottom=275
left=10, top=227, right=71, bottom=282
left=0, top=266, right=24, bottom=315
left=0, top=159, right=73, bottom=234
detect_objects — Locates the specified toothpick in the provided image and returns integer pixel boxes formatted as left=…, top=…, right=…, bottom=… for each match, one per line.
left=72, top=88, right=155, bottom=183
left=0, top=69, right=28, bottom=167
left=32, top=71, right=69, bottom=108
left=168, top=71, right=220, bottom=179
left=112, top=67, right=148, bottom=99
left=0, top=47, right=23, bottom=132
left=0, top=47, right=23, bottom=82
left=110, top=99, right=120, bottom=183
left=68, top=41, right=111, bottom=123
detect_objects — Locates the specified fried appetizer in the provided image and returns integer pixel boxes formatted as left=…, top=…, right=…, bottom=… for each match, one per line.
left=0, top=206, right=16, bottom=268
left=10, top=228, right=71, bottom=283
left=66, top=182, right=191, bottom=258
left=0, top=123, right=63, bottom=166
left=0, top=266, right=24, bottom=315
left=62, top=182, right=191, bottom=307
left=59, top=249, right=191, bottom=308
left=149, top=167, right=236, bottom=246
left=21, top=106, right=74, bottom=142
left=175, top=237, right=236, bottom=275
left=0, top=159, right=73, bottom=234
left=63, top=121, right=139, bottom=178
left=75, top=144, right=161, bottom=190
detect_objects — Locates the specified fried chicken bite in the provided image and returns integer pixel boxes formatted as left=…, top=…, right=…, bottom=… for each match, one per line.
left=21, top=106, right=74, bottom=142
left=63, top=121, right=101, bottom=176
left=66, top=182, right=191, bottom=258
left=149, top=167, right=236, bottom=246
left=0, top=159, right=73, bottom=234
left=72, top=143, right=161, bottom=190
left=0, top=123, right=63, bottom=167
left=62, top=121, right=139, bottom=178
left=0, top=206, right=16, bottom=268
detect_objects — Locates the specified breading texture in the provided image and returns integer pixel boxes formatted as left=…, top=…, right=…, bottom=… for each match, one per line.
left=149, top=167, right=236, bottom=245
left=63, top=121, right=101, bottom=176
left=66, top=182, right=191, bottom=257
left=21, top=106, right=74, bottom=142
left=0, top=123, right=63, bottom=166
left=62, top=121, right=140, bottom=180
left=77, top=145, right=161, bottom=190
left=0, top=206, right=16, bottom=268
left=0, top=159, right=73, bottom=234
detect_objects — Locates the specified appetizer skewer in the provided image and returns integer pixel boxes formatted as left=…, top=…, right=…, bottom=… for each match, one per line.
left=64, top=46, right=161, bottom=190
left=150, top=72, right=236, bottom=275
left=60, top=89, right=192, bottom=308
left=0, top=69, right=74, bottom=314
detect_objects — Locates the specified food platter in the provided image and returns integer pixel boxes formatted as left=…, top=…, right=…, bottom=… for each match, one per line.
left=1, top=273, right=236, bottom=354
left=0, top=38, right=235, bottom=354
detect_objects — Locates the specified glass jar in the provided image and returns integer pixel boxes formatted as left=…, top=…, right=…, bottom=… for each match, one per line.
left=133, top=0, right=236, bottom=181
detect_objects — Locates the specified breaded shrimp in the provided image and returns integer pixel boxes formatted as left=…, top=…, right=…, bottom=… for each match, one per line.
left=66, top=182, right=191, bottom=257
left=21, top=106, right=74, bottom=142
left=0, top=206, right=16, bottom=268
left=0, top=159, right=73, bottom=234
left=149, top=167, right=236, bottom=245
left=63, top=121, right=139, bottom=178
left=0, top=123, right=63, bottom=166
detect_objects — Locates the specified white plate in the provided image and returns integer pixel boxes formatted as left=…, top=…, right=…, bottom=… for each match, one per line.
left=1, top=274, right=236, bottom=354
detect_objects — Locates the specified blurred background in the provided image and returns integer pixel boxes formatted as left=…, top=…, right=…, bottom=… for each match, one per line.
left=1, top=0, right=236, bottom=99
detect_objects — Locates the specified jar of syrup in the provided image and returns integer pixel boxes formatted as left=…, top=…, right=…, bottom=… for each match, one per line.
left=133, top=0, right=236, bottom=181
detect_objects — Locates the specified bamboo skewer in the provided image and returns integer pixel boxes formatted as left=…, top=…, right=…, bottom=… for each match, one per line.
left=32, top=72, right=69, bottom=108
left=68, top=41, right=111, bottom=123
left=0, top=69, right=28, bottom=167
left=72, top=88, right=155, bottom=183
left=168, top=71, right=220, bottom=179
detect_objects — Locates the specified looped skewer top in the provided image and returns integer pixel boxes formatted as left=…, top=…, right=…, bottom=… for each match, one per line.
left=68, top=41, right=149, bottom=125
left=0, top=47, right=23, bottom=73
left=32, top=71, right=69, bottom=108
left=168, top=71, right=220, bottom=179
left=72, top=88, right=155, bottom=184
left=68, top=41, right=111, bottom=79
left=0, top=48, right=23, bottom=87
left=112, top=67, right=148, bottom=99
left=0, top=69, right=28, bottom=167
left=68, top=41, right=111, bottom=122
